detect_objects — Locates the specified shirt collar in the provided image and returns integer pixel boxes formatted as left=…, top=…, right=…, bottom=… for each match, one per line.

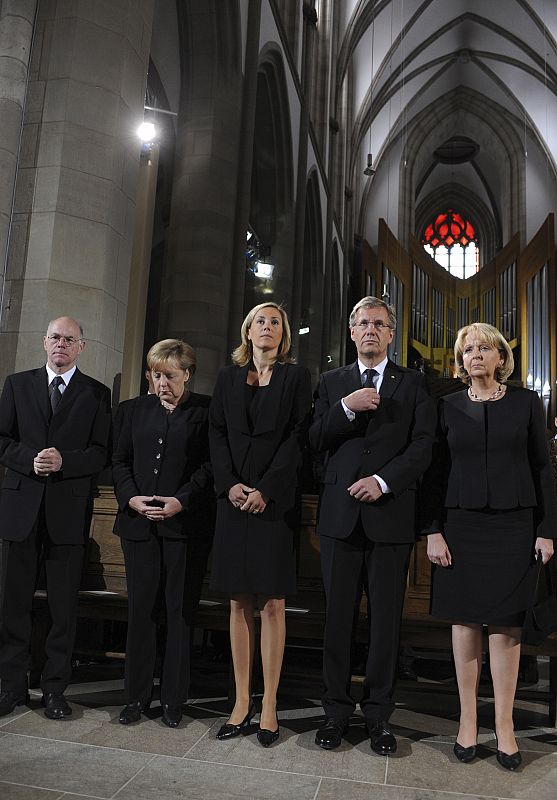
left=46, top=364, right=77, bottom=385
left=357, top=356, right=388, bottom=378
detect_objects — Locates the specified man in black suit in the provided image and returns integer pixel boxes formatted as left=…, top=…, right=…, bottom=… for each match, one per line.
left=310, top=297, right=435, bottom=754
left=0, top=316, right=111, bottom=719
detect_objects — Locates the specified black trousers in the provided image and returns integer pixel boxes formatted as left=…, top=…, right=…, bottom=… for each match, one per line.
left=320, top=521, right=412, bottom=723
left=0, top=519, right=84, bottom=695
left=121, top=534, right=192, bottom=708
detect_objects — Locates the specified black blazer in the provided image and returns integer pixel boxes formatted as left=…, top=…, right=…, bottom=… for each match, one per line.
left=421, top=385, right=557, bottom=538
left=310, top=360, right=436, bottom=543
left=112, top=392, right=214, bottom=541
left=0, top=367, right=112, bottom=544
left=209, top=362, right=312, bottom=511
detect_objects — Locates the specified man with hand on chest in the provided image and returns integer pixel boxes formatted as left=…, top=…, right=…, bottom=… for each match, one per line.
left=310, top=297, right=435, bottom=755
left=0, top=316, right=111, bottom=719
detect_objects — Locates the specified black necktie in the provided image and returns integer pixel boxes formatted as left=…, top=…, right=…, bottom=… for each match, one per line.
left=50, top=375, right=64, bottom=413
left=362, top=368, right=378, bottom=388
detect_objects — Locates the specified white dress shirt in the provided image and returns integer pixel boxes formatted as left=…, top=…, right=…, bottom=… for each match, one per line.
left=46, top=364, right=77, bottom=393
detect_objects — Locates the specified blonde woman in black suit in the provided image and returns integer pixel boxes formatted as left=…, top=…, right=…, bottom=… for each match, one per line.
left=209, top=303, right=312, bottom=747
left=423, top=323, right=555, bottom=770
left=113, top=339, right=213, bottom=728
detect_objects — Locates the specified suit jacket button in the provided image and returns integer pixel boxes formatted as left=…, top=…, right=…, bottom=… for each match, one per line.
left=153, top=468, right=158, bottom=475
left=156, top=453, right=161, bottom=459
left=158, top=437, right=163, bottom=444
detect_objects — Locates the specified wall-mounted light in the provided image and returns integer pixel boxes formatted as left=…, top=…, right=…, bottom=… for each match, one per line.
left=137, top=121, right=157, bottom=143
left=253, top=261, right=274, bottom=280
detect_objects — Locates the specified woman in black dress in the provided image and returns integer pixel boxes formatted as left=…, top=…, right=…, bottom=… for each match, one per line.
left=113, top=340, right=213, bottom=728
left=209, top=302, right=312, bottom=746
left=424, top=323, right=555, bottom=770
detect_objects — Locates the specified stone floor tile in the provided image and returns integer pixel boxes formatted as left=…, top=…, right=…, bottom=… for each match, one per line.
left=317, top=780, right=487, bottom=800
left=0, top=734, right=150, bottom=798
left=0, top=785, right=64, bottom=800
left=1, top=703, right=217, bottom=757
left=0, top=704, right=35, bottom=727
left=186, top=718, right=388, bottom=783
left=385, top=739, right=557, bottom=800
left=113, top=755, right=321, bottom=800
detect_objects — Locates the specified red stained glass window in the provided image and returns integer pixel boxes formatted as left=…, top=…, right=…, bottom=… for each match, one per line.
left=422, top=209, right=479, bottom=279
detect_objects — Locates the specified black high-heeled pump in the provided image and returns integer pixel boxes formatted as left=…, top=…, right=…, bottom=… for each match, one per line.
left=496, top=749, right=522, bottom=771
left=216, top=703, right=256, bottom=740
left=257, top=721, right=280, bottom=747
left=453, top=741, right=477, bottom=763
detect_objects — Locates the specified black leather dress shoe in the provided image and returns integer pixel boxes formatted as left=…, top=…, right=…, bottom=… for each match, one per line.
left=216, top=703, right=255, bottom=739
left=257, top=723, right=280, bottom=747
left=368, top=721, right=397, bottom=755
left=496, top=749, right=522, bottom=771
left=0, top=689, right=29, bottom=717
left=119, top=701, right=150, bottom=725
left=315, top=717, right=349, bottom=750
left=42, top=692, right=72, bottom=720
left=453, top=741, right=477, bottom=763
left=162, top=705, right=182, bottom=728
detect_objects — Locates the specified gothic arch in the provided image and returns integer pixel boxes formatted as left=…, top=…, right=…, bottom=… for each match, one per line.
left=250, top=45, right=294, bottom=249
left=415, top=183, right=500, bottom=267
left=397, top=87, right=526, bottom=249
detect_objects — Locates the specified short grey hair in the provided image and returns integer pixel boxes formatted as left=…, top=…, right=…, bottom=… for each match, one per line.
left=349, top=296, right=396, bottom=329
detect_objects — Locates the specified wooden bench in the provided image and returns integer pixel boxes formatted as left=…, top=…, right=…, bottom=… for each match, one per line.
left=31, top=487, right=557, bottom=725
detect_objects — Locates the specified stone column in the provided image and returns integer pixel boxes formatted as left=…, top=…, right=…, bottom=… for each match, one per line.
left=160, top=1, right=245, bottom=395
left=0, top=0, right=37, bottom=357
left=0, top=0, right=155, bottom=390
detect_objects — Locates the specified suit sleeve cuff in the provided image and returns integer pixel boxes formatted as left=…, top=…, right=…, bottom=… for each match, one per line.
left=341, top=398, right=356, bottom=421
left=373, top=474, right=391, bottom=494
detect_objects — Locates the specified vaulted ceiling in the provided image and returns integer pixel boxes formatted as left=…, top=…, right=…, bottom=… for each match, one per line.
left=333, top=0, right=557, bottom=250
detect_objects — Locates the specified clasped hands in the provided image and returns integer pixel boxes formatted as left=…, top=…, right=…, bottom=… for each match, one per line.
left=129, top=495, right=183, bottom=521
left=228, top=483, right=267, bottom=514
left=34, top=447, right=62, bottom=476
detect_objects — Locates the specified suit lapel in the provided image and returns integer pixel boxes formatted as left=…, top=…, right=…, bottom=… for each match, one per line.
left=228, top=365, right=251, bottom=432
left=378, top=361, right=403, bottom=400
left=341, top=362, right=362, bottom=396
left=253, top=361, right=288, bottom=435
left=33, top=368, right=51, bottom=425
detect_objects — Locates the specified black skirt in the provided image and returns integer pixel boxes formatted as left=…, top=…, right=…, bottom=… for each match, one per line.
left=430, top=508, right=537, bottom=626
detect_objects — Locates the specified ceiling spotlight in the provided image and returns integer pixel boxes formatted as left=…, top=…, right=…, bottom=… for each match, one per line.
left=137, top=121, right=157, bottom=142
left=363, top=153, right=376, bottom=176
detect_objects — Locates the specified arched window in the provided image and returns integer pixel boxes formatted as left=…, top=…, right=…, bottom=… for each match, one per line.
left=422, top=210, right=479, bottom=279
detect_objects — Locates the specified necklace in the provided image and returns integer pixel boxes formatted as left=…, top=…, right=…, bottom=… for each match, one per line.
left=468, top=383, right=504, bottom=402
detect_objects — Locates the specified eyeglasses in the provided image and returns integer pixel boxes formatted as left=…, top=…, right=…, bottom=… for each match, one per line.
left=46, top=334, right=81, bottom=346
left=353, top=320, right=393, bottom=331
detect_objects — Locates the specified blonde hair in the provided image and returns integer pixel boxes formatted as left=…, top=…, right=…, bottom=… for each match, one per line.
left=146, top=339, right=196, bottom=375
left=454, top=323, right=514, bottom=383
left=232, top=302, right=293, bottom=366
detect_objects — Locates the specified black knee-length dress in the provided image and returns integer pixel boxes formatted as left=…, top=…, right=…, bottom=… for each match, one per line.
left=209, top=362, right=312, bottom=597
left=422, top=386, right=557, bottom=626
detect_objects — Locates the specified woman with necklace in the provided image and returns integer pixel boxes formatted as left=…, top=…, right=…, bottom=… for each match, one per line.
left=423, top=323, right=555, bottom=771
left=113, top=339, right=214, bottom=728
left=209, top=302, right=312, bottom=747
